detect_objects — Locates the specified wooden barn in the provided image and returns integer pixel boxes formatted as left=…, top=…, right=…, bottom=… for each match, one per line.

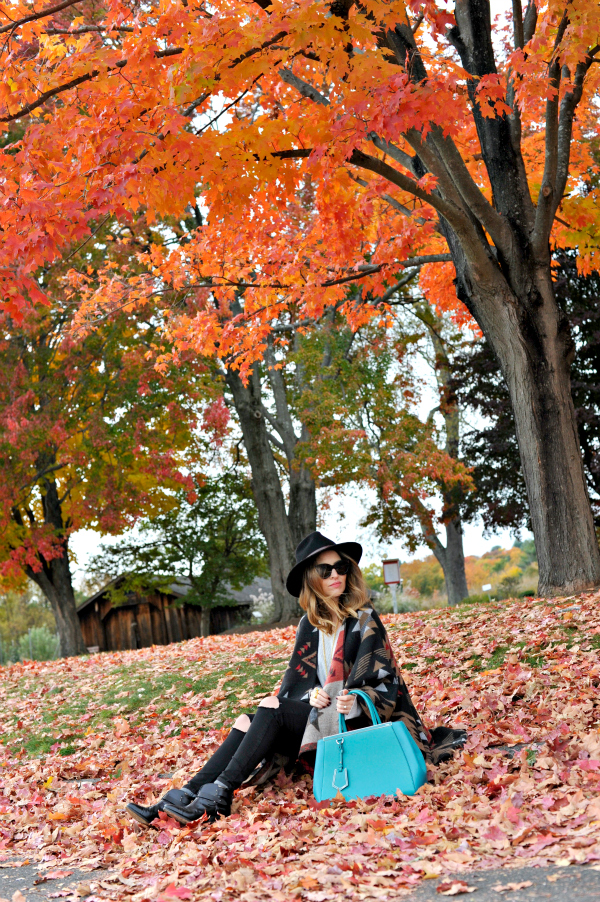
left=76, top=577, right=268, bottom=653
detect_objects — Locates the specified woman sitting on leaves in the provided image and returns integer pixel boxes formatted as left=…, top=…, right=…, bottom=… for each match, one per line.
left=126, top=531, right=466, bottom=827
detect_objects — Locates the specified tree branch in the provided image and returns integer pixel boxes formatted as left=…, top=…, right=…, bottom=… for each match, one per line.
left=533, top=10, right=571, bottom=250
left=278, top=68, right=329, bottom=105
left=368, top=133, right=414, bottom=171
left=523, top=0, right=538, bottom=43
left=264, top=339, right=299, bottom=461
left=346, top=172, right=434, bottom=227
left=202, top=255, right=453, bottom=292
left=347, top=149, right=467, bottom=226
left=418, top=127, right=511, bottom=252
left=554, top=48, right=599, bottom=214
left=0, top=48, right=183, bottom=123
left=512, top=0, right=524, bottom=49
left=44, top=25, right=134, bottom=35
left=0, top=0, right=85, bottom=35
left=378, top=269, right=420, bottom=304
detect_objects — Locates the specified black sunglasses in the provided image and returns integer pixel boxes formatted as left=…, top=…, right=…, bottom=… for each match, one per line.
left=314, top=559, right=351, bottom=579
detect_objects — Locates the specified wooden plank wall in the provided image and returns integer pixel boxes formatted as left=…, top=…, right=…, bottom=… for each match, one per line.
left=78, top=593, right=250, bottom=652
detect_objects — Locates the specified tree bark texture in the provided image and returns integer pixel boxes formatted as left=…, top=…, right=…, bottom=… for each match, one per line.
left=225, top=364, right=312, bottom=621
left=436, top=519, right=470, bottom=606
left=20, top=478, right=86, bottom=658
left=457, top=267, right=600, bottom=595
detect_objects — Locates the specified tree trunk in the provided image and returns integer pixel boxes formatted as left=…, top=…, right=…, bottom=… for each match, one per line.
left=288, top=426, right=317, bottom=547
left=420, top=307, right=470, bottom=604
left=263, top=340, right=317, bottom=546
left=19, top=478, right=86, bottom=658
left=200, top=606, right=211, bottom=637
left=225, top=365, right=300, bottom=621
left=26, top=542, right=86, bottom=658
left=437, top=519, right=469, bottom=606
left=486, top=278, right=600, bottom=595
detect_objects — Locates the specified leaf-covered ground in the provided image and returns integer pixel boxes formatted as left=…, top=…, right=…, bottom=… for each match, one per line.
left=1, top=593, right=600, bottom=901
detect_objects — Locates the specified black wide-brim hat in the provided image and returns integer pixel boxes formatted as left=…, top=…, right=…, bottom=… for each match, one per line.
left=286, top=531, right=363, bottom=598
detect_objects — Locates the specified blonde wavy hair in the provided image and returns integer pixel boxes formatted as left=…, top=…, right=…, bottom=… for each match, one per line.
left=299, top=552, right=370, bottom=634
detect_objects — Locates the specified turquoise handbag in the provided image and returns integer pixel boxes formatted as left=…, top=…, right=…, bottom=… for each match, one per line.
left=313, top=689, right=427, bottom=801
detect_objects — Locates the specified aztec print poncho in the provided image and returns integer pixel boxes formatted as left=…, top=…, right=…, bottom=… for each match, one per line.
left=277, top=607, right=465, bottom=767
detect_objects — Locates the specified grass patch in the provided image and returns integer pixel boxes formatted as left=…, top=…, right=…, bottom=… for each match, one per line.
left=1, top=654, right=289, bottom=758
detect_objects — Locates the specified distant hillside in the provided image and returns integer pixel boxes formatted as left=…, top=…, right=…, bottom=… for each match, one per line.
left=399, top=539, right=537, bottom=601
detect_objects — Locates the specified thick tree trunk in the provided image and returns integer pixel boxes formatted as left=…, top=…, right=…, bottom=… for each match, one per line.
left=488, top=279, right=600, bottom=595
left=225, top=365, right=300, bottom=621
left=20, top=478, right=86, bottom=658
left=288, top=429, right=317, bottom=546
left=26, top=543, right=86, bottom=658
left=449, top=232, right=600, bottom=594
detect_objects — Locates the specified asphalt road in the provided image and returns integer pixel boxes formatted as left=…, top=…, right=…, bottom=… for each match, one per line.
left=0, top=860, right=103, bottom=900
left=408, top=863, right=600, bottom=901
left=1, top=859, right=599, bottom=900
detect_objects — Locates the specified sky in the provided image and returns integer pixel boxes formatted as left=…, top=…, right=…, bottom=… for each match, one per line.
left=69, top=492, right=522, bottom=590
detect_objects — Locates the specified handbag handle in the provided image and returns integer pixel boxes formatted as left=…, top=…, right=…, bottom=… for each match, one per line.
left=338, top=688, right=381, bottom=733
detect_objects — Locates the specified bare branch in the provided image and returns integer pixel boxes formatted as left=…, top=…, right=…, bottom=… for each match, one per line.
left=347, top=172, right=434, bottom=227
left=266, top=431, right=286, bottom=452
left=197, top=254, right=452, bottom=295
left=423, top=127, right=511, bottom=252
left=378, top=269, right=420, bottom=304
left=533, top=11, right=573, bottom=249
left=555, top=48, right=600, bottom=205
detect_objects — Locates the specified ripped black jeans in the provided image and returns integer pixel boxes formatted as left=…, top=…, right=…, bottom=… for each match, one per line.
left=184, top=698, right=311, bottom=795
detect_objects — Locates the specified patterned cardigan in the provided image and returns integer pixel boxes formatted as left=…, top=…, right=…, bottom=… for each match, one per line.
left=277, top=606, right=438, bottom=764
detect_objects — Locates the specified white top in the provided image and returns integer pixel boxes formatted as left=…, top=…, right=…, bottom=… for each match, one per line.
left=316, top=622, right=360, bottom=719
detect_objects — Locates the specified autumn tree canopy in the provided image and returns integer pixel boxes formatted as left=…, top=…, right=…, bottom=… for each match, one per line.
left=0, top=281, right=206, bottom=656
left=1, top=0, right=599, bottom=596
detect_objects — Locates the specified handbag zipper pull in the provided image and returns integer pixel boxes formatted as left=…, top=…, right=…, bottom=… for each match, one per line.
left=332, top=737, right=348, bottom=792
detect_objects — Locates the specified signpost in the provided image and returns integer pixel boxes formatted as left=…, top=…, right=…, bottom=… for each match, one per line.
left=383, top=559, right=401, bottom=615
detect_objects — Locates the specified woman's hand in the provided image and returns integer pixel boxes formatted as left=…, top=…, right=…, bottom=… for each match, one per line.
left=310, top=688, right=331, bottom=709
left=336, top=689, right=355, bottom=715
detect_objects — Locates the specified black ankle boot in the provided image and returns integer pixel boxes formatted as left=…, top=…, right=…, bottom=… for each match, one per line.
left=163, top=782, right=233, bottom=825
left=126, top=787, right=195, bottom=827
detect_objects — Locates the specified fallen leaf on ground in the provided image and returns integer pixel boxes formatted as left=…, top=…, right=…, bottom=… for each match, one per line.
left=492, top=881, right=533, bottom=892
left=34, top=870, right=74, bottom=882
left=437, top=881, right=477, bottom=895
left=3, top=595, right=600, bottom=901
